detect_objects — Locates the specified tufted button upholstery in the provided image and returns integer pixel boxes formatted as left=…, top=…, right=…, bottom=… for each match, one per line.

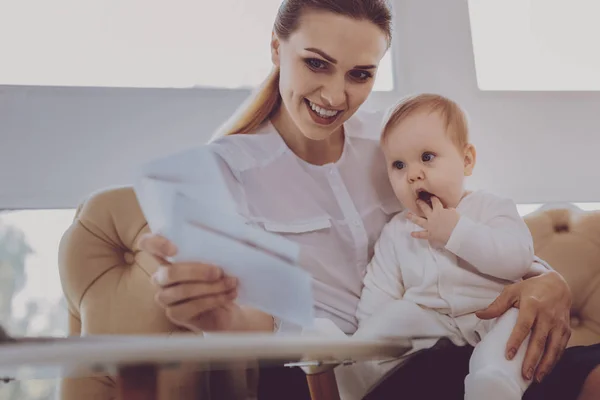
left=524, top=207, right=600, bottom=347
left=123, top=251, right=136, bottom=265
left=58, top=186, right=253, bottom=400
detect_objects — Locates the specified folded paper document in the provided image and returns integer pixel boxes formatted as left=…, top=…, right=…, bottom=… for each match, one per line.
left=134, top=147, right=314, bottom=328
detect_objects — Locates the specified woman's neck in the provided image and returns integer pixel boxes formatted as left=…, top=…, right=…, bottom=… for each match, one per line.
left=271, top=107, right=344, bottom=166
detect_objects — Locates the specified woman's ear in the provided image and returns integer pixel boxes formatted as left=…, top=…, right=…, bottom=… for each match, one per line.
left=463, top=143, right=476, bottom=176
left=271, top=31, right=281, bottom=67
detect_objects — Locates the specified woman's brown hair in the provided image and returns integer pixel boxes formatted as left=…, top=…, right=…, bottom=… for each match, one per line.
left=215, top=0, right=392, bottom=138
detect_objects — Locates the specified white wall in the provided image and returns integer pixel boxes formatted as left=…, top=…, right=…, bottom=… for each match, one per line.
left=1, top=0, right=599, bottom=209
left=0, top=86, right=251, bottom=208
left=391, top=0, right=600, bottom=204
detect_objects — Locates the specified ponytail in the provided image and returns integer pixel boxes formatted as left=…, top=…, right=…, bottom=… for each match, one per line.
left=211, top=67, right=282, bottom=140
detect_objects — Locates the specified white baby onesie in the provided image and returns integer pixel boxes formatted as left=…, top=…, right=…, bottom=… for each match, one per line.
left=354, top=190, right=535, bottom=399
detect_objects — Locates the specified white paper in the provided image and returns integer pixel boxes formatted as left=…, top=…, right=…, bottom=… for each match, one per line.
left=168, top=221, right=313, bottom=328
left=174, top=193, right=299, bottom=264
left=136, top=146, right=238, bottom=212
left=133, top=177, right=180, bottom=235
left=133, top=148, right=314, bottom=328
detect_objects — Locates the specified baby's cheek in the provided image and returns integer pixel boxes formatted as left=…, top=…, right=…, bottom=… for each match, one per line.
left=445, top=178, right=465, bottom=207
left=395, top=186, right=412, bottom=206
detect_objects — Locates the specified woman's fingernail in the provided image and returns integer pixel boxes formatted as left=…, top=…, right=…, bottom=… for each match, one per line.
left=506, top=348, right=516, bottom=360
left=225, top=277, right=237, bottom=287
left=526, top=368, right=534, bottom=380
left=206, top=268, right=219, bottom=280
left=152, top=269, right=166, bottom=285
left=537, top=371, right=546, bottom=382
left=167, top=243, right=178, bottom=256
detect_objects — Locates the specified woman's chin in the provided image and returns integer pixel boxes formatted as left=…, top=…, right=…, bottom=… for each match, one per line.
left=298, top=119, right=342, bottom=141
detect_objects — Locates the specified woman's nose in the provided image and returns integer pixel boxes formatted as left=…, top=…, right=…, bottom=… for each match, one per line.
left=320, top=77, right=346, bottom=108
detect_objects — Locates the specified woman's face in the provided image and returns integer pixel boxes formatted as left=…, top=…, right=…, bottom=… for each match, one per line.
left=271, top=9, right=389, bottom=141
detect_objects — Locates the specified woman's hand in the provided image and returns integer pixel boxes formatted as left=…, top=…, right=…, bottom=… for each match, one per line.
left=476, top=270, right=572, bottom=383
left=138, top=233, right=242, bottom=332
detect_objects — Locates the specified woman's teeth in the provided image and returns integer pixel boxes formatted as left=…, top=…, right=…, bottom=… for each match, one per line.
left=308, top=100, right=340, bottom=118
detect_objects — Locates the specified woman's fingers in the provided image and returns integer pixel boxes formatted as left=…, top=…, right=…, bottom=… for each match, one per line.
left=138, top=233, right=178, bottom=258
left=152, top=262, right=224, bottom=286
left=155, top=277, right=238, bottom=306
left=505, top=310, right=535, bottom=364
left=164, top=289, right=238, bottom=322
left=533, top=312, right=571, bottom=382
left=521, top=312, right=553, bottom=380
left=476, top=285, right=518, bottom=321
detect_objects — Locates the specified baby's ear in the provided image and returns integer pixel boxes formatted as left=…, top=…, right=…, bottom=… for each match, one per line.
left=463, top=143, right=476, bottom=176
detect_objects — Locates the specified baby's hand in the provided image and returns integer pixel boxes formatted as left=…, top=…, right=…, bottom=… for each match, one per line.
left=407, top=197, right=460, bottom=245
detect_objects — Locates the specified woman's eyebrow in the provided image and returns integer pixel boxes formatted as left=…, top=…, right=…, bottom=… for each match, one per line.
left=305, top=47, right=377, bottom=70
left=305, top=47, right=337, bottom=63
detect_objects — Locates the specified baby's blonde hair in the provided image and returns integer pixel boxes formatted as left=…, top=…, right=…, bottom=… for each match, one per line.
left=381, top=93, right=470, bottom=149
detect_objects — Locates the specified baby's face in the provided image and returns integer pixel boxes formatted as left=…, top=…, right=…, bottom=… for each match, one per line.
left=382, top=110, right=473, bottom=217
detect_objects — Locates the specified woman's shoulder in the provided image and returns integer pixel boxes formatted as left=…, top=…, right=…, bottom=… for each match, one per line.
left=207, top=123, right=285, bottom=174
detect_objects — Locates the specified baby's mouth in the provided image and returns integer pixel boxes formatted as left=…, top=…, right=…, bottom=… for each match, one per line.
left=417, top=190, right=434, bottom=208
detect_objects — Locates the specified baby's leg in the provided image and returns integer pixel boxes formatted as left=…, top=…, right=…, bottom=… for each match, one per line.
left=348, top=300, right=465, bottom=400
left=354, top=299, right=459, bottom=341
left=464, top=308, right=531, bottom=400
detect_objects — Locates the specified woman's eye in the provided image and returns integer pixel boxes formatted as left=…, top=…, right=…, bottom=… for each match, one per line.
left=305, top=58, right=327, bottom=70
left=392, top=160, right=404, bottom=170
left=349, top=70, right=373, bottom=82
left=422, top=152, right=435, bottom=162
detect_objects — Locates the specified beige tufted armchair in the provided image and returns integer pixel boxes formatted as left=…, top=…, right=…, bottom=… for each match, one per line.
left=57, top=186, right=255, bottom=400
left=525, top=206, right=600, bottom=346
left=57, top=187, right=600, bottom=399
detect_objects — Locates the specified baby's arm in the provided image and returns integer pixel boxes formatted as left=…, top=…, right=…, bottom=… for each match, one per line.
left=445, top=195, right=534, bottom=281
left=356, top=217, right=406, bottom=324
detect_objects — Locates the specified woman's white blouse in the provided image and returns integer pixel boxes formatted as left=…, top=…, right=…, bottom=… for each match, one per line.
left=208, top=109, right=548, bottom=334
left=209, top=109, right=401, bottom=334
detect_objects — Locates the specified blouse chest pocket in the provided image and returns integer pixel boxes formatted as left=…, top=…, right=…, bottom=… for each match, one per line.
left=252, top=216, right=333, bottom=249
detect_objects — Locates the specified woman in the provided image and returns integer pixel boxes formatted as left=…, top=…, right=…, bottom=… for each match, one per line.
left=140, top=0, right=600, bottom=399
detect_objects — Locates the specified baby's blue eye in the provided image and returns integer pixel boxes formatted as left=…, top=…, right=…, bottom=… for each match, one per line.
left=392, top=161, right=404, bottom=170
left=422, top=152, right=435, bottom=162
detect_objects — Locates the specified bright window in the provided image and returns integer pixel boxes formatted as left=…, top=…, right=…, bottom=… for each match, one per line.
left=468, top=0, right=600, bottom=91
left=0, top=209, right=75, bottom=399
left=0, top=0, right=394, bottom=91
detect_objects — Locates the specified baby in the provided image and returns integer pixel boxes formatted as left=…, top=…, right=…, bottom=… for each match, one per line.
left=355, top=94, right=536, bottom=400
